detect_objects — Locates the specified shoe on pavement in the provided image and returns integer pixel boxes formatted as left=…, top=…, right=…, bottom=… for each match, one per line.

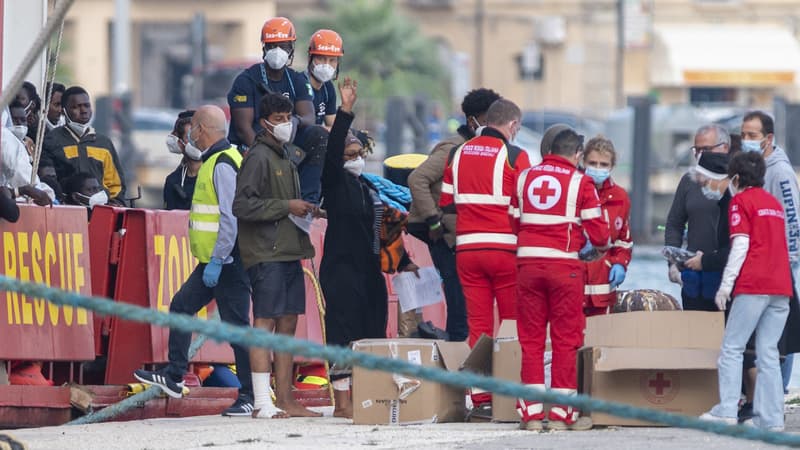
left=519, top=419, right=544, bottom=431
left=133, top=369, right=185, bottom=399
left=742, top=418, right=784, bottom=432
left=223, top=398, right=255, bottom=417
left=699, top=412, right=737, bottom=425
left=737, top=402, right=754, bottom=423
left=547, top=416, right=593, bottom=431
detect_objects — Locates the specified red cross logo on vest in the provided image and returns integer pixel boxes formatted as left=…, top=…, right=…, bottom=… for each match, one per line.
left=527, top=175, right=562, bottom=210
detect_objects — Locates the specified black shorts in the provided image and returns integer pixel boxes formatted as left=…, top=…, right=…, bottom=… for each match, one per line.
left=248, top=261, right=306, bottom=319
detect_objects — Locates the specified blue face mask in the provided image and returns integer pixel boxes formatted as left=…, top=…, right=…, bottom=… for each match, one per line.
left=701, top=185, right=723, bottom=201
left=741, top=139, right=764, bottom=154
left=585, top=166, right=610, bottom=185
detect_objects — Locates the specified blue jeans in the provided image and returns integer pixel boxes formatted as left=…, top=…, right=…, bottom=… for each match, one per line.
left=428, top=239, right=468, bottom=342
left=166, top=252, right=253, bottom=402
left=711, top=294, right=789, bottom=429
left=781, top=261, right=800, bottom=391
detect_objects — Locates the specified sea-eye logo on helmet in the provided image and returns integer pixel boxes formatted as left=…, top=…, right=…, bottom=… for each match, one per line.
left=316, top=44, right=341, bottom=53
left=264, top=31, right=291, bottom=40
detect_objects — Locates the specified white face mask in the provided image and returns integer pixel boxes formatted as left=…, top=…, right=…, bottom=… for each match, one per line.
left=184, top=144, right=203, bottom=161
left=475, top=126, right=486, bottom=136
left=166, top=134, right=183, bottom=154
left=264, top=47, right=290, bottom=70
left=76, top=190, right=109, bottom=209
left=312, top=63, right=336, bottom=83
left=10, top=125, right=27, bottom=142
left=65, top=113, right=91, bottom=136
left=267, top=120, right=293, bottom=143
left=167, top=134, right=202, bottom=161
left=344, top=156, right=365, bottom=177
left=46, top=115, right=65, bottom=130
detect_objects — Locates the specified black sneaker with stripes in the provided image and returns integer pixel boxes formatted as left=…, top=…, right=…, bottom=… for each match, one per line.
left=133, top=369, right=185, bottom=399
left=222, top=397, right=255, bottom=417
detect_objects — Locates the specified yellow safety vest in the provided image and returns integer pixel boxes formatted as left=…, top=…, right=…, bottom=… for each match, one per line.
left=189, top=147, right=242, bottom=263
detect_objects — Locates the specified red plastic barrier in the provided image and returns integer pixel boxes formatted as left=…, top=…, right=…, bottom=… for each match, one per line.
left=296, top=219, right=446, bottom=344
left=105, top=209, right=232, bottom=384
left=105, top=211, right=447, bottom=383
left=87, top=205, right=127, bottom=356
left=0, top=205, right=94, bottom=361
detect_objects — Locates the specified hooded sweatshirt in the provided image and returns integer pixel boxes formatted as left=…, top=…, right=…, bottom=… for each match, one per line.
left=764, top=145, right=800, bottom=265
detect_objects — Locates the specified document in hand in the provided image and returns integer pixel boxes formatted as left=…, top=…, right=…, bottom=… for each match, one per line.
left=289, top=212, right=313, bottom=234
left=392, top=266, right=443, bottom=313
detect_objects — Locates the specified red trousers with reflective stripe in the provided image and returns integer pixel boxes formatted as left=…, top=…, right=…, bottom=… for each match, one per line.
left=456, top=249, right=517, bottom=347
left=517, top=261, right=585, bottom=388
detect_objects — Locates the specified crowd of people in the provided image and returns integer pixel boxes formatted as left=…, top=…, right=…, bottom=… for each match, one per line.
left=2, top=14, right=797, bottom=434
left=132, top=15, right=636, bottom=427
left=0, top=78, right=126, bottom=220
left=665, top=113, right=800, bottom=432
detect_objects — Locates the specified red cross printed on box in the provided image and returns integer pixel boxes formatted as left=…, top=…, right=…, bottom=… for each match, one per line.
left=648, top=372, right=671, bottom=395
left=527, top=175, right=562, bottom=210
left=640, top=371, right=680, bottom=405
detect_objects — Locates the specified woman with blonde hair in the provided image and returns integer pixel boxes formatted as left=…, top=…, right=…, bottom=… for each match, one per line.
left=582, top=136, right=632, bottom=315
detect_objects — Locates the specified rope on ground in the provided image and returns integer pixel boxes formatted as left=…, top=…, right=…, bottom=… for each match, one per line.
left=68, top=310, right=219, bottom=426
left=0, top=275, right=797, bottom=447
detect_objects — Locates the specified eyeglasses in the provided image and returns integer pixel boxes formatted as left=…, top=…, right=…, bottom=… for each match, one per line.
left=690, top=142, right=725, bottom=154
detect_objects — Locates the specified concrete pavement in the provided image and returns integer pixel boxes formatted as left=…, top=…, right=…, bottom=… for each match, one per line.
left=6, top=406, right=799, bottom=450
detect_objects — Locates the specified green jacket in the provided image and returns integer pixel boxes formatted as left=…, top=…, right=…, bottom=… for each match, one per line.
left=232, top=132, right=314, bottom=269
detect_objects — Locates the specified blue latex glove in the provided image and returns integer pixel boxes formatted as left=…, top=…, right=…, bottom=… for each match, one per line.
left=202, top=257, right=223, bottom=288
left=608, top=264, right=626, bottom=289
left=579, top=241, right=599, bottom=261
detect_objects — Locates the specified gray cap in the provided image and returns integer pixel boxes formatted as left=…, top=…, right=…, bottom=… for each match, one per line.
left=540, top=123, right=574, bottom=158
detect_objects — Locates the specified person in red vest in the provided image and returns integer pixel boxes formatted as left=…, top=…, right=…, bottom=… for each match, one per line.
left=581, top=136, right=632, bottom=316
left=511, top=125, right=609, bottom=431
left=439, top=98, right=531, bottom=347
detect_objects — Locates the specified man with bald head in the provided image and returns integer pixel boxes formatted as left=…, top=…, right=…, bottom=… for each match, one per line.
left=135, top=105, right=255, bottom=417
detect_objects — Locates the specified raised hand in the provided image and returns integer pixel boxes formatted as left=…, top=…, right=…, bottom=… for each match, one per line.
left=338, top=77, right=358, bottom=113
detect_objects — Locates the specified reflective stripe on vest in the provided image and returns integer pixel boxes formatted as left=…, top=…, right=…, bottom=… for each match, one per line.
left=452, top=140, right=509, bottom=206
left=585, top=283, right=613, bottom=295
left=613, top=239, right=633, bottom=249
left=517, top=246, right=579, bottom=259
left=189, top=147, right=243, bottom=263
left=456, top=232, right=517, bottom=247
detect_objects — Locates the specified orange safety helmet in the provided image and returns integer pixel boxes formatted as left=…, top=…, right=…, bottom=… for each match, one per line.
left=261, top=17, right=296, bottom=43
left=308, top=29, right=344, bottom=57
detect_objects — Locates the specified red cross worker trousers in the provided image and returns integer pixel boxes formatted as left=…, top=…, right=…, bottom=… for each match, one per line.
left=517, top=261, right=585, bottom=389
left=456, top=249, right=517, bottom=347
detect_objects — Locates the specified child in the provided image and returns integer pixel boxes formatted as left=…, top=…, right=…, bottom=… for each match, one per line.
left=700, top=151, right=792, bottom=431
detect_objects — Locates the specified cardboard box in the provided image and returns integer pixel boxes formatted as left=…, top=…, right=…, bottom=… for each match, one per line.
left=491, top=320, right=522, bottom=422
left=352, top=338, right=470, bottom=425
left=459, top=320, right=552, bottom=422
left=580, top=311, right=724, bottom=426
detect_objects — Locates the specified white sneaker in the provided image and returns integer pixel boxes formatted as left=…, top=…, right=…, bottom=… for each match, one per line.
left=699, top=412, right=737, bottom=425
left=742, top=418, right=784, bottom=432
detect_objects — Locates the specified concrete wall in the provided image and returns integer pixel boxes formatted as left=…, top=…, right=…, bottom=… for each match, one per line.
left=63, top=0, right=272, bottom=99
left=3, top=0, right=47, bottom=93
left=277, top=0, right=800, bottom=113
